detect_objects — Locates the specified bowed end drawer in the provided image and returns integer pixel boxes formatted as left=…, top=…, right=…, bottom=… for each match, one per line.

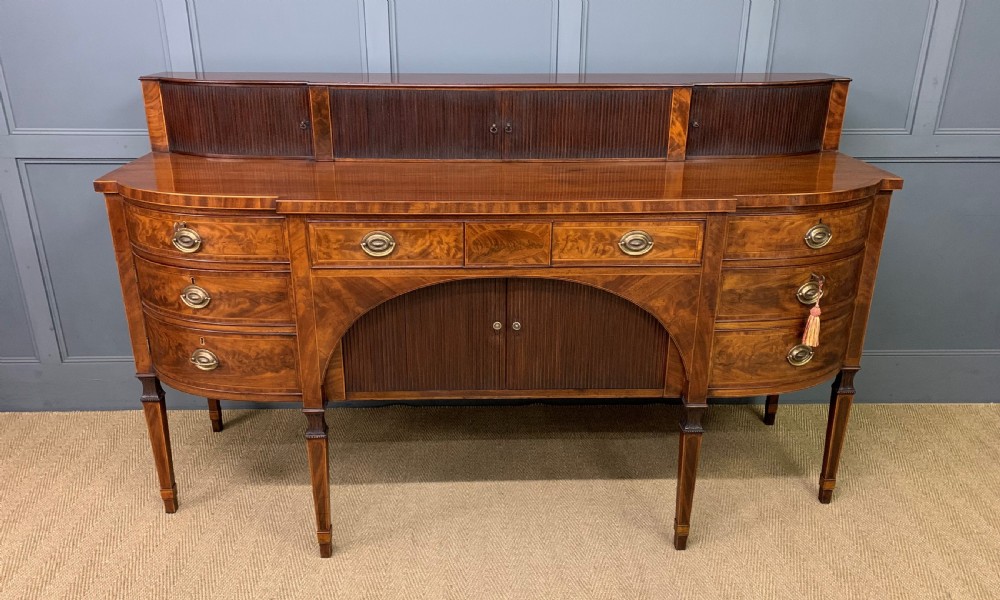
left=725, top=201, right=872, bottom=260
left=144, top=315, right=300, bottom=397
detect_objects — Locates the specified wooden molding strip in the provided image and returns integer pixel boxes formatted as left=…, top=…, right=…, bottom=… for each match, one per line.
left=309, top=86, right=334, bottom=160
left=667, top=87, right=692, bottom=160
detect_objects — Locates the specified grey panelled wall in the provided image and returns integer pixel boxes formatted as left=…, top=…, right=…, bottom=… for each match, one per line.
left=0, top=0, right=997, bottom=410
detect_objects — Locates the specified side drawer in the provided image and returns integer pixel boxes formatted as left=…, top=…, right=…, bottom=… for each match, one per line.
left=308, top=221, right=464, bottom=267
left=134, top=256, right=294, bottom=325
left=717, top=252, right=863, bottom=321
left=709, top=310, right=851, bottom=392
left=551, top=220, right=704, bottom=266
left=145, top=315, right=299, bottom=394
left=725, top=202, right=871, bottom=260
left=126, top=205, right=288, bottom=262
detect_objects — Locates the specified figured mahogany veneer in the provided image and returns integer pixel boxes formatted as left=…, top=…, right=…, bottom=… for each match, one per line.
left=97, top=73, right=901, bottom=559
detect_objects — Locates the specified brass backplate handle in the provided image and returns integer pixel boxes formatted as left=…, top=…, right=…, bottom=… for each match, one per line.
left=190, top=348, right=219, bottom=371
left=796, top=281, right=822, bottom=305
left=786, top=344, right=815, bottom=366
left=360, top=231, right=396, bottom=257
left=618, top=230, right=655, bottom=256
left=804, top=222, right=833, bottom=249
left=180, top=285, right=211, bottom=309
left=172, top=222, right=202, bottom=253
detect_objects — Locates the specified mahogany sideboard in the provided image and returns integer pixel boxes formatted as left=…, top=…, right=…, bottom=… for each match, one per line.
left=95, top=73, right=902, bottom=557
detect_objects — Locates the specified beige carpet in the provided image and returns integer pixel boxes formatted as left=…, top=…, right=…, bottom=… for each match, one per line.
left=1, top=403, right=999, bottom=599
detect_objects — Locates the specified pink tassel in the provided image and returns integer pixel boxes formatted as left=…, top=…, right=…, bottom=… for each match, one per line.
left=802, top=301, right=821, bottom=347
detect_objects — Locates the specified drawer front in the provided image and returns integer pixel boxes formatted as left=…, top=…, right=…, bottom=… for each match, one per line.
left=308, top=221, right=464, bottom=267
left=126, top=205, right=287, bottom=262
left=725, top=202, right=871, bottom=260
left=145, top=316, right=299, bottom=393
left=551, top=221, right=704, bottom=266
left=466, top=222, right=551, bottom=266
left=134, top=256, right=294, bottom=325
left=709, top=310, right=851, bottom=390
left=717, top=252, right=863, bottom=321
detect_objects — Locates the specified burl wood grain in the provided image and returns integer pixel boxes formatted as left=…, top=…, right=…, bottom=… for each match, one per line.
left=465, top=222, right=551, bottom=266
left=343, top=278, right=504, bottom=392
left=717, top=252, right=863, bottom=321
left=687, top=83, right=831, bottom=157
left=724, top=201, right=872, bottom=260
left=551, top=220, right=703, bottom=266
left=126, top=205, right=288, bottom=263
left=709, top=309, right=851, bottom=391
left=133, top=255, right=294, bottom=325
left=141, top=81, right=169, bottom=152
left=307, top=221, right=464, bottom=268
left=503, top=89, right=672, bottom=159
left=159, top=82, right=313, bottom=157
left=144, top=314, right=300, bottom=394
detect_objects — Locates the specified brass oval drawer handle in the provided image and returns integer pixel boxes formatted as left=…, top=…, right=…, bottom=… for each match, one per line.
left=796, top=280, right=823, bottom=305
left=786, top=344, right=815, bottom=367
left=618, top=230, right=655, bottom=256
left=360, top=231, right=396, bottom=257
left=190, top=348, right=219, bottom=371
left=172, top=222, right=202, bottom=253
left=180, top=285, right=212, bottom=309
left=804, top=223, right=833, bottom=249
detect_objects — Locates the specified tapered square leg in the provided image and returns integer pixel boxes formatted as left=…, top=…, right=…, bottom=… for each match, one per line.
left=763, top=394, right=779, bottom=426
left=673, top=406, right=705, bottom=550
left=207, top=398, right=224, bottom=432
left=819, top=369, right=857, bottom=503
left=305, top=409, right=332, bottom=558
left=139, top=375, right=178, bottom=513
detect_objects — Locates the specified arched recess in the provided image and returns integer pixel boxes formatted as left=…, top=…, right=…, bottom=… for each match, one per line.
left=309, top=272, right=702, bottom=401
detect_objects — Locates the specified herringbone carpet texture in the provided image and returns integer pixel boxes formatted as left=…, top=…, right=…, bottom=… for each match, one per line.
left=1, top=403, right=998, bottom=599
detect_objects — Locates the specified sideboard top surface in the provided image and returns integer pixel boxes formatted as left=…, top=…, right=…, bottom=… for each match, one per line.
left=95, top=151, right=901, bottom=214
left=141, top=72, right=849, bottom=87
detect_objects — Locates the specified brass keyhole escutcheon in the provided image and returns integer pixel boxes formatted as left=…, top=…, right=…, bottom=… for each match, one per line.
left=786, top=344, right=815, bottom=367
left=190, top=348, right=220, bottom=371
left=180, top=285, right=211, bottom=309
left=172, top=222, right=202, bottom=253
left=804, top=223, right=833, bottom=249
left=618, top=230, right=655, bottom=256
left=360, top=231, right=396, bottom=257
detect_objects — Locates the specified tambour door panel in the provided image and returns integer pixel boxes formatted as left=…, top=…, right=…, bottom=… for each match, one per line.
left=725, top=202, right=872, bottom=260
left=687, top=83, right=831, bottom=157
left=551, top=220, right=704, bottom=266
left=342, top=279, right=504, bottom=393
left=717, top=252, right=863, bottom=321
left=504, top=89, right=673, bottom=159
left=125, top=205, right=288, bottom=262
left=159, top=82, right=313, bottom=157
left=709, top=310, right=851, bottom=391
left=133, top=256, right=294, bottom=325
left=308, top=221, right=464, bottom=267
left=145, top=315, right=300, bottom=394
left=505, top=278, right=669, bottom=390
left=330, top=88, right=500, bottom=159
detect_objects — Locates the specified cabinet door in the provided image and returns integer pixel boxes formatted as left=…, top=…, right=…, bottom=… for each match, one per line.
left=342, top=279, right=504, bottom=393
left=505, top=278, right=669, bottom=390
left=503, top=89, right=673, bottom=159
left=330, top=89, right=501, bottom=158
